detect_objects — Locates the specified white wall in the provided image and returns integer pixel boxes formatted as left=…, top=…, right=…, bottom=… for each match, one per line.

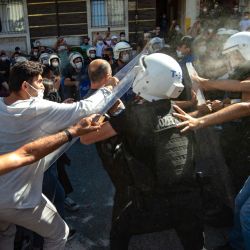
left=185, top=0, right=200, bottom=29
left=0, top=36, right=28, bottom=56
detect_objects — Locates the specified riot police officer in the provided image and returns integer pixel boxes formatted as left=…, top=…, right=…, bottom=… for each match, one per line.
left=81, top=53, right=204, bottom=250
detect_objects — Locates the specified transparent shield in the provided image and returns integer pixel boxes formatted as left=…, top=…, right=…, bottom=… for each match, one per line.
left=44, top=37, right=165, bottom=169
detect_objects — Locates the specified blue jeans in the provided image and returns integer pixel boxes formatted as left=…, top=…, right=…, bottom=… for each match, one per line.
left=230, top=176, right=250, bottom=250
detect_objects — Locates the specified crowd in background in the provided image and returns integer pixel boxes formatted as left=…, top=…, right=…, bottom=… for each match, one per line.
left=2, top=3, right=250, bottom=249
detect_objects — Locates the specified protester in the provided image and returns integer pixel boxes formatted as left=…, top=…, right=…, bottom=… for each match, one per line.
left=0, top=117, right=101, bottom=176
left=54, top=37, right=69, bottom=71
left=0, top=51, right=10, bottom=97
left=93, top=34, right=105, bottom=58
left=29, top=47, right=40, bottom=62
left=239, top=12, right=250, bottom=31
left=80, top=36, right=91, bottom=59
left=0, top=60, right=116, bottom=249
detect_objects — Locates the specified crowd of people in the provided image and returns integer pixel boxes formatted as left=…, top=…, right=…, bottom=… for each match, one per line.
left=1, top=7, right=250, bottom=250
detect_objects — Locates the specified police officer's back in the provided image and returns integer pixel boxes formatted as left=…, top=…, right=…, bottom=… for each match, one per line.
left=81, top=53, right=204, bottom=250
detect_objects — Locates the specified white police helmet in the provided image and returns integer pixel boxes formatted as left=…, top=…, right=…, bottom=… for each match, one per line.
left=69, top=52, right=83, bottom=69
left=132, top=53, right=184, bottom=102
left=48, top=53, right=60, bottom=67
left=113, top=41, right=132, bottom=60
left=86, top=46, right=97, bottom=58
left=146, top=37, right=165, bottom=54
left=15, top=56, right=28, bottom=64
left=39, top=52, right=50, bottom=65
left=222, top=31, right=250, bottom=73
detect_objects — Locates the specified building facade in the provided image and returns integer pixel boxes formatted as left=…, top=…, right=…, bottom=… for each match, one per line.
left=0, top=0, right=248, bottom=54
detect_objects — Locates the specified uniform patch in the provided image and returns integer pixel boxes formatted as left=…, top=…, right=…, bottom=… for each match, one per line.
left=155, top=114, right=179, bottom=131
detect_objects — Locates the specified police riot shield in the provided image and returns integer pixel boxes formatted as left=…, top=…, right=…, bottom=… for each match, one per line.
left=44, top=37, right=165, bottom=169
left=90, top=37, right=165, bottom=115
left=186, top=62, right=235, bottom=209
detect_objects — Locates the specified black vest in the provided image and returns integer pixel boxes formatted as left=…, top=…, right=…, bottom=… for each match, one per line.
left=121, top=99, right=197, bottom=193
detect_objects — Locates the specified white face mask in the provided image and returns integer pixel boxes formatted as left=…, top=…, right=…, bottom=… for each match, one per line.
left=42, top=59, right=49, bottom=65
left=121, top=54, right=130, bottom=63
left=175, top=26, right=180, bottom=32
left=58, top=45, right=66, bottom=51
left=97, top=41, right=103, bottom=45
left=90, top=53, right=96, bottom=59
left=75, top=62, right=83, bottom=70
left=52, top=61, right=59, bottom=68
left=176, top=50, right=183, bottom=58
left=1, top=56, right=7, bottom=61
left=25, top=82, right=44, bottom=99
left=120, top=36, right=125, bottom=41
left=33, top=52, right=38, bottom=56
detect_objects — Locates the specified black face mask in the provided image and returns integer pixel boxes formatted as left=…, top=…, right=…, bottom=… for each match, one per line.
left=84, top=42, right=89, bottom=45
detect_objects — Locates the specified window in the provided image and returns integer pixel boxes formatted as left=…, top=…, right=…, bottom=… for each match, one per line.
left=0, top=0, right=26, bottom=34
left=91, top=0, right=125, bottom=28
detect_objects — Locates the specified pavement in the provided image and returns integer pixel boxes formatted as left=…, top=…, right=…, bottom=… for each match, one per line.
left=64, top=141, right=230, bottom=250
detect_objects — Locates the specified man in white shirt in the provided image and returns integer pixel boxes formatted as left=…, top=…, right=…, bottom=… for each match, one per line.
left=0, top=116, right=100, bottom=176
left=0, top=61, right=113, bottom=250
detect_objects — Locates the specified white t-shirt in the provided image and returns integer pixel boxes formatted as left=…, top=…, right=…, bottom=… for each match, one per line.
left=0, top=87, right=110, bottom=209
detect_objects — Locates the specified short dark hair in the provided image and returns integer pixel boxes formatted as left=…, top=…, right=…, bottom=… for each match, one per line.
left=120, top=31, right=125, bottom=36
left=88, top=60, right=111, bottom=83
left=178, top=36, right=194, bottom=49
left=9, top=61, right=44, bottom=92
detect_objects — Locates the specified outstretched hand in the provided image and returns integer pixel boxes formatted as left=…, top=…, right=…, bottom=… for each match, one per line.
left=69, top=114, right=102, bottom=136
left=191, top=74, right=210, bottom=91
left=106, top=76, right=119, bottom=87
left=173, top=105, right=201, bottom=132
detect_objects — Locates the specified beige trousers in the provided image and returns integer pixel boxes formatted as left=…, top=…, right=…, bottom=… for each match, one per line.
left=0, top=194, right=69, bottom=250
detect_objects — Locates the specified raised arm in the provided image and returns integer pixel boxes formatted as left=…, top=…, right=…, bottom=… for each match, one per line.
left=0, top=115, right=100, bottom=175
left=173, top=102, right=250, bottom=132
left=192, top=74, right=250, bottom=92
left=80, top=121, right=117, bottom=145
